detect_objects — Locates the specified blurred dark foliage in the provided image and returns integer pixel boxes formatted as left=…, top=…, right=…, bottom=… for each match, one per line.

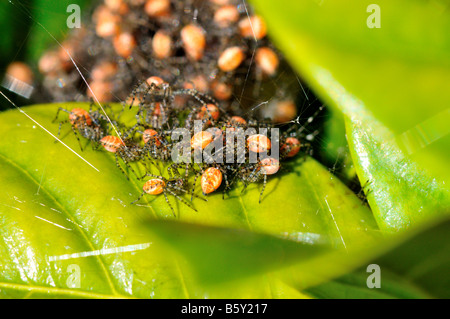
left=0, top=0, right=90, bottom=110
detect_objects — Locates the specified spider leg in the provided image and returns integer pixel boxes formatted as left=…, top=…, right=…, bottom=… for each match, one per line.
left=128, top=81, right=146, bottom=110
left=123, top=123, right=140, bottom=139
left=160, top=99, right=168, bottom=126
left=171, top=183, right=207, bottom=202
left=190, top=191, right=207, bottom=201
left=130, top=190, right=146, bottom=205
left=71, top=125, right=84, bottom=152
left=183, top=163, right=190, bottom=180
left=202, top=104, right=219, bottom=127
left=143, top=144, right=159, bottom=167
left=166, top=188, right=197, bottom=213
left=88, top=101, right=95, bottom=113
left=259, top=174, right=267, bottom=204
left=162, top=191, right=176, bottom=217
left=121, top=155, right=140, bottom=180
left=140, top=172, right=164, bottom=180
left=240, top=165, right=261, bottom=195
left=88, top=137, right=97, bottom=150
left=53, top=107, right=70, bottom=123
left=115, top=153, right=130, bottom=180
left=55, top=119, right=69, bottom=143
left=226, top=164, right=241, bottom=190
left=240, top=181, right=249, bottom=195
left=301, top=142, right=312, bottom=162
left=175, top=88, right=218, bottom=106
left=191, top=171, right=200, bottom=202
left=222, top=170, right=230, bottom=199
left=166, top=163, right=178, bottom=179
left=190, top=163, right=205, bottom=201
left=91, top=133, right=102, bottom=151
left=248, top=164, right=260, bottom=182
left=184, top=106, right=199, bottom=130
left=135, top=105, right=144, bottom=125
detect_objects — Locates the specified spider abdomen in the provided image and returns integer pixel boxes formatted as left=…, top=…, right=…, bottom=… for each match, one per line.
left=143, top=179, right=165, bottom=195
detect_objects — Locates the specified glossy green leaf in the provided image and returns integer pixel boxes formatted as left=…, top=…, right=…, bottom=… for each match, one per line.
left=371, top=217, right=450, bottom=298
left=306, top=217, right=450, bottom=298
left=251, top=0, right=450, bottom=185
left=345, top=116, right=450, bottom=232
left=319, top=107, right=356, bottom=185
left=143, top=220, right=330, bottom=285
left=306, top=271, right=431, bottom=299
left=143, top=204, right=450, bottom=298
left=0, top=103, right=378, bottom=298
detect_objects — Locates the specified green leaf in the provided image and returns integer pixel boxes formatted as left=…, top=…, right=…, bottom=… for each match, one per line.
left=0, top=103, right=378, bottom=298
left=371, top=217, right=450, bottom=298
left=142, top=220, right=330, bottom=285
left=345, top=116, right=450, bottom=232
left=142, top=204, right=450, bottom=298
left=319, top=108, right=356, bottom=184
left=305, top=271, right=431, bottom=299
left=250, top=0, right=450, bottom=185
left=306, top=216, right=450, bottom=298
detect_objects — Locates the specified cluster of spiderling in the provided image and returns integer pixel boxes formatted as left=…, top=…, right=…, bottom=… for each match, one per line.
left=36, top=0, right=300, bottom=120
left=34, top=0, right=325, bottom=217
left=54, top=72, right=322, bottom=217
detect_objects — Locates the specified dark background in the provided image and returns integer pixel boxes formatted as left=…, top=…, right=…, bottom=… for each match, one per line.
left=0, top=0, right=91, bottom=110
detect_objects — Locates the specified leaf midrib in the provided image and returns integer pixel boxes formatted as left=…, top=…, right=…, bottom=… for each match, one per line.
left=119, top=161, right=193, bottom=299
left=0, top=282, right=130, bottom=299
